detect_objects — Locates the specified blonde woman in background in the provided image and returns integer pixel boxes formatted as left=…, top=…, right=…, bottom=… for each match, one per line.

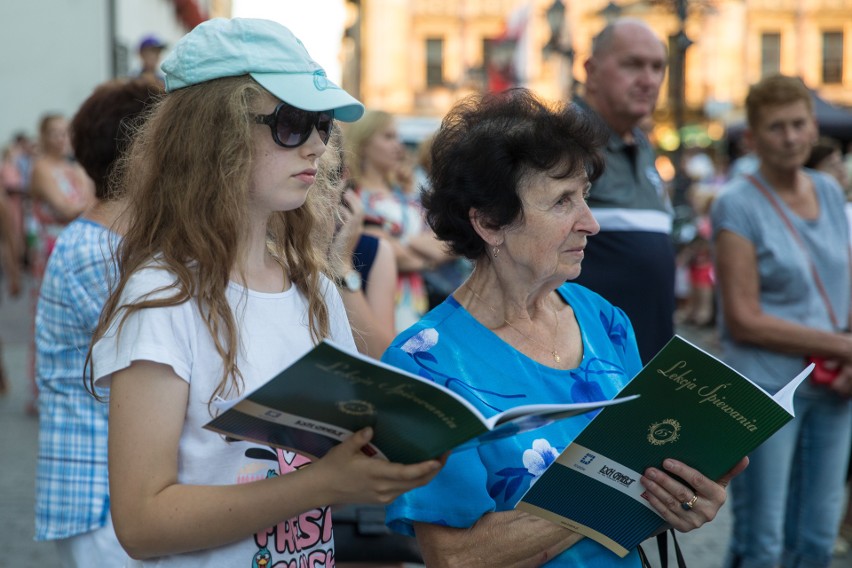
left=344, top=110, right=451, bottom=331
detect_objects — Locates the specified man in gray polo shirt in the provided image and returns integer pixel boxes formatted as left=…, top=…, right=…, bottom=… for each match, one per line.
left=572, top=18, right=675, bottom=364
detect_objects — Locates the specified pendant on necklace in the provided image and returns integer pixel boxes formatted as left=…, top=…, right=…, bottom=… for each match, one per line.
left=553, top=352, right=561, bottom=363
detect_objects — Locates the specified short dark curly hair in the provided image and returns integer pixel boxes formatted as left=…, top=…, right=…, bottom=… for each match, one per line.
left=71, top=77, right=163, bottom=201
left=423, top=88, right=607, bottom=260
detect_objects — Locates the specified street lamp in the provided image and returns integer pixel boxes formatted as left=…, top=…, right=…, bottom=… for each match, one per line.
left=343, top=0, right=362, bottom=101
left=600, top=1, right=623, bottom=23
left=544, top=0, right=576, bottom=95
left=670, top=0, right=694, bottom=208
left=545, top=0, right=566, bottom=46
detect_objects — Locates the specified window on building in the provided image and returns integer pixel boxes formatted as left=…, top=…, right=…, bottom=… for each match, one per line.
left=823, top=31, right=844, bottom=84
left=426, top=38, right=444, bottom=87
left=760, top=33, right=781, bottom=78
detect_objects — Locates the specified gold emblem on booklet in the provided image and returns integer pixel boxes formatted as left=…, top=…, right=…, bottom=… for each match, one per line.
left=647, top=418, right=681, bottom=446
left=337, top=399, right=376, bottom=416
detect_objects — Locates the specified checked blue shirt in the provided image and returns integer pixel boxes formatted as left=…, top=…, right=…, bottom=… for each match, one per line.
left=34, top=218, right=119, bottom=541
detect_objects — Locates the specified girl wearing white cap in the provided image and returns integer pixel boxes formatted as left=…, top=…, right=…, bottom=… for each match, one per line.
left=88, top=18, right=443, bottom=566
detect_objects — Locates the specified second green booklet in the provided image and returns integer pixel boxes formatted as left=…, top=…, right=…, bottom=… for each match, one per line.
left=516, top=334, right=813, bottom=557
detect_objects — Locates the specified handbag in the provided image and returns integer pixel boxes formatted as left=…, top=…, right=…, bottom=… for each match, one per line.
left=746, top=174, right=851, bottom=384
left=332, top=504, right=422, bottom=563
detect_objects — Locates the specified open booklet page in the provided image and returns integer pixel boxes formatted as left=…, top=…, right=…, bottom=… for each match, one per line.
left=205, top=340, right=637, bottom=463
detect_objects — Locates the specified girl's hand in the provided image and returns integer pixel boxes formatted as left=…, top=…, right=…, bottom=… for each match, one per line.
left=640, top=457, right=748, bottom=533
left=312, top=427, right=445, bottom=506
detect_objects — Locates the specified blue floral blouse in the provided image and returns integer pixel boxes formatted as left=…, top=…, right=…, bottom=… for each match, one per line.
left=382, top=283, right=644, bottom=567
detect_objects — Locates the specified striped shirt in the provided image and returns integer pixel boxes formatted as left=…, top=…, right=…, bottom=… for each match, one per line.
left=34, top=218, right=119, bottom=540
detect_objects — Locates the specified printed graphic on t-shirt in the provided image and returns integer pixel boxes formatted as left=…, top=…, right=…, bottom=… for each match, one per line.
left=238, top=447, right=334, bottom=567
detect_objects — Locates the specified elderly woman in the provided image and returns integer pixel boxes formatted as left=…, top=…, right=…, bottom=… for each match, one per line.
left=382, top=89, right=744, bottom=567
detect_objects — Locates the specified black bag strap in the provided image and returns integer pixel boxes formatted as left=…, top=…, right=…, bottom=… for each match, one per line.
left=637, top=529, right=687, bottom=568
left=638, top=540, right=652, bottom=568
left=670, top=529, right=687, bottom=568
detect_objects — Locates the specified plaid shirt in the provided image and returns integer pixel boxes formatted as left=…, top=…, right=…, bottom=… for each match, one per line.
left=34, top=218, right=118, bottom=540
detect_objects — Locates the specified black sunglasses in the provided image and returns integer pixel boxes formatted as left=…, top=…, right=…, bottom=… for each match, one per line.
left=254, top=102, right=334, bottom=148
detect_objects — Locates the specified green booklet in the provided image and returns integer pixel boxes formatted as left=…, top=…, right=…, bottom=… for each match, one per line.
left=516, top=335, right=813, bottom=557
left=204, top=340, right=638, bottom=464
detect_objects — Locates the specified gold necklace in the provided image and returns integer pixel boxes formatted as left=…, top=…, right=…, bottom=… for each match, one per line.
left=467, top=286, right=561, bottom=363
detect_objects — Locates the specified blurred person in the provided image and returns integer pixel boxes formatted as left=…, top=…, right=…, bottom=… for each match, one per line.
left=674, top=154, right=718, bottom=328
left=0, top=143, right=25, bottom=267
left=410, top=131, right=473, bottom=309
left=331, top=186, right=397, bottom=359
left=844, top=141, right=852, bottom=192
left=711, top=74, right=852, bottom=568
left=135, top=34, right=167, bottom=87
left=382, top=88, right=745, bottom=567
left=33, top=77, right=161, bottom=566
left=345, top=110, right=451, bottom=331
left=727, top=132, right=761, bottom=180
left=571, top=18, right=675, bottom=364
left=0, top=184, right=22, bottom=396
left=1, top=133, right=37, bottom=267
left=805, top=136, right=847, bottom=188
left=331, top=188, right=421, bottom=566
left=331, top=138, right=423, bottom=568
left=87, top=18, right=443, bottom=565
left=411, top=131, right=435, bottom=196
left=6, top=132, right=36, bottom=185
left=30, top=113, right=94, bottom=275
left=26, top=113, right=95, bottom=413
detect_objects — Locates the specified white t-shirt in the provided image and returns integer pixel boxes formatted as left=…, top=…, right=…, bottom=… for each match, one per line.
left=93, top=264, right=356, bottom=567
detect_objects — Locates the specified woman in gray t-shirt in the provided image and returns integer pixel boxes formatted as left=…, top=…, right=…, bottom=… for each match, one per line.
left=711, top=74, right=852, bottom=568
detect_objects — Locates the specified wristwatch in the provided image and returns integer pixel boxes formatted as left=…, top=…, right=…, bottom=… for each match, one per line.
left=337, top=269, right=362, bottom=292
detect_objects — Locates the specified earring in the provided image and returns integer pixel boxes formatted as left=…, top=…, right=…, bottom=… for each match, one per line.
left=493, top=247, right=499, bottom=258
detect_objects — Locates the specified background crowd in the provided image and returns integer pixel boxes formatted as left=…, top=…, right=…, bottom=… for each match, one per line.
left=1, top=13, right=852, bottom=568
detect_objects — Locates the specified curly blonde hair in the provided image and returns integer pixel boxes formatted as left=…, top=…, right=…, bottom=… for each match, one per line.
left=88, top=75, right=341, bottom=406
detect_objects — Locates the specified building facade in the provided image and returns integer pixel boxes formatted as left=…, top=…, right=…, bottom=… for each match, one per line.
left=343, top=0, right=852, bottom=133
left=0, top=0, right=224, bottom=145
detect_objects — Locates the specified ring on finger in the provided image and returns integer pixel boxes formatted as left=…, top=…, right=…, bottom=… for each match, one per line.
left=681, top=494, right=698, bottom=511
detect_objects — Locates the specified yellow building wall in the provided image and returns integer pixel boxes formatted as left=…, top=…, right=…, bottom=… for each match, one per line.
left=345, top=0, right=852, bottom=121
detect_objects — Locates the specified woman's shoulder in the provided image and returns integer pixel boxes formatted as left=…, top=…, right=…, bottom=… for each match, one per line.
left=29, top=157, right=53, bottom=185
left=559, top=282, right=615, bottom=310
left=560, top=282, right=633, bottom=333
left=809, top=169, right=846, bottom=201
left=715, top=176, right=758, bottom=205
left=710, top=178, right=765, bottom=224
left=123, top=260, right=182, bottom=300
left=48, top=219, right=114, bottom=268
left=389, top=296, right=463, bottom=345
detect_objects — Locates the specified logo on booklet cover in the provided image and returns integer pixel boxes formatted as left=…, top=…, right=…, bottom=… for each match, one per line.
left=337, top=399, right=376, bottom=416
left=647, top=418, right=681, bottom=446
